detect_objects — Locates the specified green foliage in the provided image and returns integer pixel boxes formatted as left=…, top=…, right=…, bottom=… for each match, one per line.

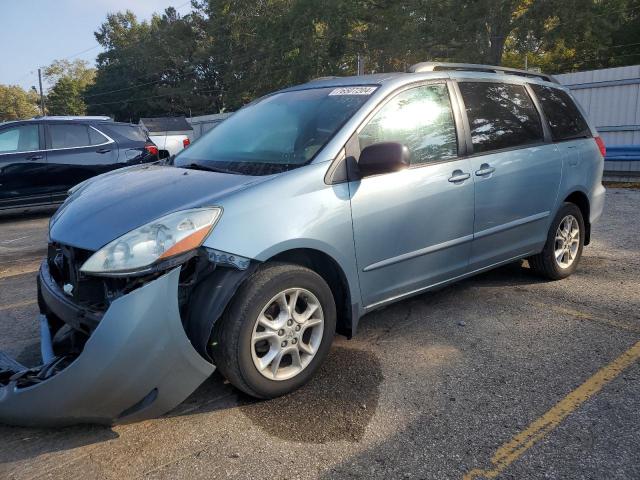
left=83, top=0, right=640, bottom=121
left=44, top=59, right=95, bottom=115
left=0, top=85, right=40, bottom=121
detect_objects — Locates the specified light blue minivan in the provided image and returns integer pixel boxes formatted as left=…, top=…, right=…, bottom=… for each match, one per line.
left=0, top=63, right=605, bottom=426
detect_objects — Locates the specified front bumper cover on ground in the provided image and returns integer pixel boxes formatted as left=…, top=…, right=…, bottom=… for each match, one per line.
left=0, top=267, right=215, bottom=427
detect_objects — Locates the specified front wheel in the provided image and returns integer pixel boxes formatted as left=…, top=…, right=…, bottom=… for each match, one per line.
left=211, top=262, right=336, bottom=399
left=528, top=202, right=585, bottom=280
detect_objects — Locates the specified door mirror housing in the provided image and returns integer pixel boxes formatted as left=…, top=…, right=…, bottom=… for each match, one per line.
left=357, top=142, right=410, bottom=178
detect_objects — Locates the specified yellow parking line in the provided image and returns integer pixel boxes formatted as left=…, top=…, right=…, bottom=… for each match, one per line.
left=463, top=340, right=640, bottom=480
left=0, top=299, right=37, bottom=312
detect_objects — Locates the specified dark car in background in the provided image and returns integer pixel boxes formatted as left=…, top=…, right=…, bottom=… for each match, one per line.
left=0, top=116, right=158, bottom=213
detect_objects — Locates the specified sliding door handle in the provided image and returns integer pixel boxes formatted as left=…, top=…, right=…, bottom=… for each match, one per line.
left=475, top=164, right=495, bottom=176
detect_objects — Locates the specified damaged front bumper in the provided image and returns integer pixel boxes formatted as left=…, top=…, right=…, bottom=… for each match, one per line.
left=0, top=265, right=215, bottom=427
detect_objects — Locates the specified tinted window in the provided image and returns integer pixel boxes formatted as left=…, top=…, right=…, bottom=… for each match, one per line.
left=88, top=127, right=109, bottom=145
left=0, top=124, right=39, bottom=153
left=530, top=84, right=591, bottom=141
left=358, top=84, right=457, bottom=165
left=103, top=124, right=148, bottom=142
left=49, top=124, right=92, bottom=149
left=459, top=82, right=544, bottom=153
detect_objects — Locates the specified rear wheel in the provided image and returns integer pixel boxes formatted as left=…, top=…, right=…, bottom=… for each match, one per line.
left=211, top=262, right=336, bottom=398
left=528, top=203, right=585, bottom=280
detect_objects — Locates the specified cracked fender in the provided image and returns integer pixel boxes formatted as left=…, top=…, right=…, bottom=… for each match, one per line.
left=0, top=267, right=215, bottom=427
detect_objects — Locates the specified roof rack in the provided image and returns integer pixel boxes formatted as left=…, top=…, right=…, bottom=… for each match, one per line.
left=32, top=115, right=113, bottom=121
left=408, top=62, right=558, bottom=84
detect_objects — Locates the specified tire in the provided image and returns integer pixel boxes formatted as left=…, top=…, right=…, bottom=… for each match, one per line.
left=528, top=202, right=585, bottom=280
left=211, top=262, right=336, bottom=399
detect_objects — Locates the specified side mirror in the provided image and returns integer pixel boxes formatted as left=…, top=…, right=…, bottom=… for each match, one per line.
left=357, top=142, right=410, bottom=178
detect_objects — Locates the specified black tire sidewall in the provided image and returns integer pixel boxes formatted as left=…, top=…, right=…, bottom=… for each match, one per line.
left=231, top=266, right=336, bottom=398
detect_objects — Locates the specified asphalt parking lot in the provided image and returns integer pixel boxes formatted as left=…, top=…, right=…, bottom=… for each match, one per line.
left=0, top=188, right=638, bottom=480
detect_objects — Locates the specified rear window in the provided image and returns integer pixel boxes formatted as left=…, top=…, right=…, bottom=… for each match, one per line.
left=530, top=85, right=591, bottom=141
left=101, top=124, right=148, bottom=142
left=458, top=81, right=544, bottom=153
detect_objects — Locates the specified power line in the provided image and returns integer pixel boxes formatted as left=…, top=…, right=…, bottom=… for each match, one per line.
left=60, top=44, right=102, bottom=62
left=83, top=61, right=311, bottom=108
left=83, top=49, right=282, bottom=99
left=85, top=88, right=224, bottom=107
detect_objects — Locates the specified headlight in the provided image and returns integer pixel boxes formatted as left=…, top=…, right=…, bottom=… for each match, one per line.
left=80, top=207, right=222, bottom=275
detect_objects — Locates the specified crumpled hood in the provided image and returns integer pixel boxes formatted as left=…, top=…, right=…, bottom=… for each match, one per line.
left=49, top=164, right=268, bottom=251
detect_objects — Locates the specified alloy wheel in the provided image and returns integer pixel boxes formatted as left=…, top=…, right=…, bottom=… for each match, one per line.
left=554, top=214, right=580, bottom=269
left=250, top=288, right=324, bottom=381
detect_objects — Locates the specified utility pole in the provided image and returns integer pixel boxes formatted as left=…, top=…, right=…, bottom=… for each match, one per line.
left=37, top=68, right=45, bottom=116
left=524, top=54, right=528, bottom=71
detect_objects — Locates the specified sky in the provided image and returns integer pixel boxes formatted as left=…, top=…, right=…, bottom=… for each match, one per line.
left=0, top=0, right=193, bottom=91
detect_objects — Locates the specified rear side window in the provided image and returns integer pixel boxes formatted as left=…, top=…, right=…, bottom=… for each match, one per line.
left=530, top=84, right=591, bottom=141
left=0, top=124, right=39, bottom=153
left=102, top=124, right=148, bottom=142
left=50, top=124, right=93, bottom=149
left=458, top=82, right=544, bottom=153
left=358, top=83, right=458, bottom=165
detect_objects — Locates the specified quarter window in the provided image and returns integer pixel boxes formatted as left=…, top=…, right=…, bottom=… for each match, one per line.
left=458, top=82, right=544, bottom=153
left=530, top=84, right=591, bottom=141
left=88, top=127, right=109, bottom=145
left=358, top=84, right=458, bottom=166
left=0, top=124, right=40, bottom=153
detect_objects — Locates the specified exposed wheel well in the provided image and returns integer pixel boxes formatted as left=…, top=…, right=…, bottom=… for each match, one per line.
left=268, top=248, right=353, bottom=338
left=564, top=191, right=591, bottom=245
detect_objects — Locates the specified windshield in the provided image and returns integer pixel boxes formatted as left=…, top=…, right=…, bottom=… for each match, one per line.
left=174, top=86, right=377, bottom=175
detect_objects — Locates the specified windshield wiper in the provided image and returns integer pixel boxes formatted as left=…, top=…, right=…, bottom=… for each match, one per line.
left=182, top=163, right=236, bottom=174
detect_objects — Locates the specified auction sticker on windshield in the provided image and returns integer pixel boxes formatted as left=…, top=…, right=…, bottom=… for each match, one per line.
left=329, top=86, right=377, bottom=96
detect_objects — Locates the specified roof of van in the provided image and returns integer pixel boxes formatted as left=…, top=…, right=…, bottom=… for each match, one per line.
left=286, top=66, right=563, bottom=92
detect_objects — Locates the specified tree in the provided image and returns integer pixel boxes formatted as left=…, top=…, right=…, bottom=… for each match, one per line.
left=43, top=59, right=95, bottom=115
left=86, top=8, right=214, bottom=120
left=47, top=77, right=88, bottom=115
left=43, top=59, right=96, bottom=89
left=82, top=0, right=640, bottom=120
left=0, top=85, right=40, bottom=121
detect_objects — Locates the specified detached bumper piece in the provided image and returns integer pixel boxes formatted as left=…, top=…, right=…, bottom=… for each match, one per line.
left=0, top=267, right=215, bottom=427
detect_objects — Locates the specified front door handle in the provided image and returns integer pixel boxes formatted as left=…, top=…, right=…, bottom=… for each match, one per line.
left=96, top=148, right=112, bottom=154
left=26, top=154, right=43, bottom=161
left=448, top=170, right=471, bottom=183
left=475, top=163, right=495, bottom=176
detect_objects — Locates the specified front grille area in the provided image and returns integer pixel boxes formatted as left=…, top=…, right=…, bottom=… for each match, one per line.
left=47, top=243, right=110, bottom=312
left=44, top=243, right=210, bottom=333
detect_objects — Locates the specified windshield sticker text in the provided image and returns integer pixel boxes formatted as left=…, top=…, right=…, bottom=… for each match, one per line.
left=329, top=87, right=377, bottom=96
